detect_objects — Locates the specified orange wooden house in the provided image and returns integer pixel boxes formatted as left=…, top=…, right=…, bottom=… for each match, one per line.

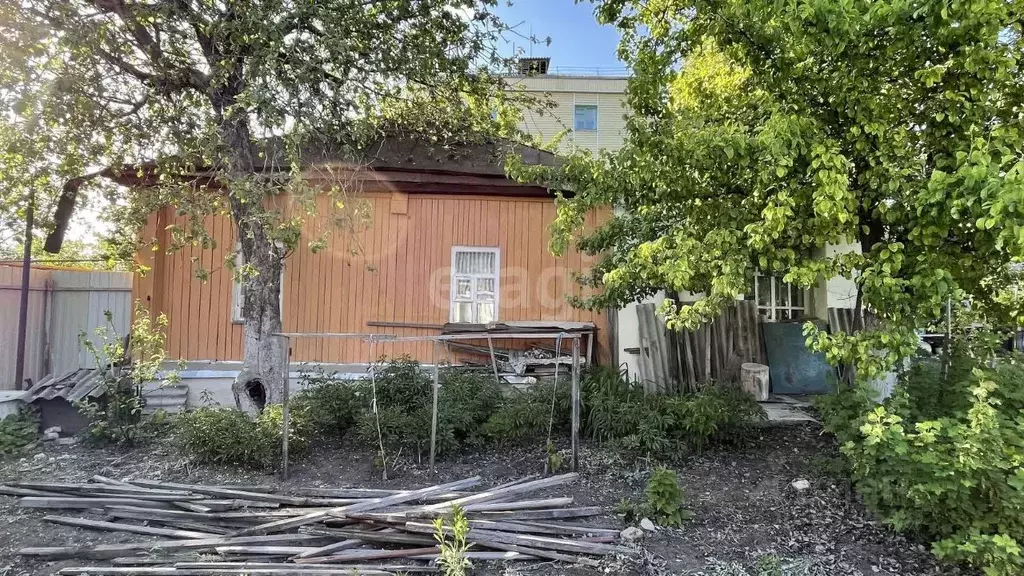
left=120, top=140, right=607, bottom=405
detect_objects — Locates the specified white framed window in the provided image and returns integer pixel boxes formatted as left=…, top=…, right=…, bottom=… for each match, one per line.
left=231, top=244, right=285, bottom=323
left=745, top=273, right=806, bottom=322
left=573, top=104, right=598, bottom=131
left=450, top=246, right=500, bottom=324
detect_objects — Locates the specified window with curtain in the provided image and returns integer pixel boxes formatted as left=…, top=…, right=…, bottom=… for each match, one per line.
left=450, top=246, right=500, bottom=324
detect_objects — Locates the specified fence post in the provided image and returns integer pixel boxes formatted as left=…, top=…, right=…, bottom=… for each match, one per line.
left=429, top=340, right=440, bottom=473
left=14, top=195, right=34, bottom=390
left=280, top=335, right=291, bottom=481
left=41, top=278, right=53, bottom=377
left=571, top=337, right=580, bottom=472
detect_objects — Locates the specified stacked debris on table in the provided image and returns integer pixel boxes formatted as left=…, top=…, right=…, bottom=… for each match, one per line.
left=2, top=472, right=631, bottom=574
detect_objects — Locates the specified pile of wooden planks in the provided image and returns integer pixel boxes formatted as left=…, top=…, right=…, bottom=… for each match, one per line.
left=3, top=472, right=631, bottom=574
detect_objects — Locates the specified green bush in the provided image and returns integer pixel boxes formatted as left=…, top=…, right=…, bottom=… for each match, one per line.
left=292, top=370, right=364, bottom=438
left=355, top=357, right=502, bottom=460
left=177, top=405, right=310, bottom=469
left=668, top=385, right=765, bottom=452
left=437, top=368, right=502, bottom=446
left=821, top=355, right=1024, bottom=575
left=355, top=356, right=434, bottom=459
left=483, top=366, right=764, bottom=457
left=813, top=381, right=877, bottom=446
left=578, top=366, right=764, bottom=456
left=0, top=408, right=39, bottom=457
left=617, top=466, right=693, bottom=527
left=78, top=303, right=179, bottom=445
left=482, top=380, right=571, bottom=442
left=581, top=365, right=647, bottom=441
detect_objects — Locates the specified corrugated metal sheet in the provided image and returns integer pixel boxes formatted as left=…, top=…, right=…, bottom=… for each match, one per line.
left=23, top=368, right=105, bottom=402
left=827, top=307, right=878, bottom=334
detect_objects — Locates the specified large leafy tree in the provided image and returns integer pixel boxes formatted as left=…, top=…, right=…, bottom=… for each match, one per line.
left=524, top=0, right=1024, bottom=380
left=0, top=0, right=530, bottom=407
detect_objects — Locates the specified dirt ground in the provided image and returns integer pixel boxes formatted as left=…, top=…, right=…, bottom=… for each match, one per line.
left=0, top=425, right=967, bottom=576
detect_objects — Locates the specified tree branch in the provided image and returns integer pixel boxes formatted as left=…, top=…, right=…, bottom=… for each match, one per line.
left=86, top=0, right=210, bottom=91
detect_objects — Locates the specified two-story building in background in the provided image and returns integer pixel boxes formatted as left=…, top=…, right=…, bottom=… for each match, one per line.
left=503, top=59, right=656, bottom=379
left=506, top=59, right=629, bottom=154
left=504, top=58, right=862, bottom=384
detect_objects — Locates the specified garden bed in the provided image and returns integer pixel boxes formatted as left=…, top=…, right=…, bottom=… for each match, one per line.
left=0, top=425, right=964, bottom=576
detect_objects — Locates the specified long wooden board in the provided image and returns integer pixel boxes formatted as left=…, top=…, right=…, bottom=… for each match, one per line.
left=232, top=477, right=481, bottom=536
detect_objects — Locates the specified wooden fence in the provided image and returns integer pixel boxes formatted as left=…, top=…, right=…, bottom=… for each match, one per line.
left=635, top=300, right=766, bottom=395
left=636, top=301, right=875, bottom=395
left=0, top=265, right=132, bottom=390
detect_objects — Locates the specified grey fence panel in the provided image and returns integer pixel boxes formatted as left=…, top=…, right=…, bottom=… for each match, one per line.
left=0, top=265, right=132, bottom=390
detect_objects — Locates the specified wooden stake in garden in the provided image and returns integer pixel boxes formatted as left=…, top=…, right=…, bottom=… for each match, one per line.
left=429, top=339, right=440, bottom=473
left=366, top=336, right=388, bottom=481
left=571, top=336, right=581, bottom=472
left=279, top=335, right=292, bottom=481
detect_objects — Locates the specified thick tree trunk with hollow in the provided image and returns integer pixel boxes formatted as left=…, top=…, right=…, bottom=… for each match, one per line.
left=232, top=218, right=286, bottom=413
left=215, top=101, right=287, bottom=413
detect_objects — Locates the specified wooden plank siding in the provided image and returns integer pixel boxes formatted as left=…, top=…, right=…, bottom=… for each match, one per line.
left=136, top=192, right=608, bottom=365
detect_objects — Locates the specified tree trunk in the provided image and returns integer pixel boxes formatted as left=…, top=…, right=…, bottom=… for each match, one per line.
left=232, top=215, right=286, bottom=414
left=216, top=104, right=287, bottom=413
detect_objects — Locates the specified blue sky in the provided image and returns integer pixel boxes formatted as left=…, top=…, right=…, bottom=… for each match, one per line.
left=492, top=0, right=626, bottom=73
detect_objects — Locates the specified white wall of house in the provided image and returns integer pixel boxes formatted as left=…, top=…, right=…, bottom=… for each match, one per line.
left=617, top=293, right=664, bottom=381
left=812, top=239, right=863, bottom=319
left=506, top=75, right=629, bottom=155
left=166, top=361, right=370, bottom=408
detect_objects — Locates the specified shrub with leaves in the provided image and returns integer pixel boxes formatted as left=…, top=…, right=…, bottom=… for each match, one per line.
left=482, top=380, right=571, bottom=442
left=813, top=382, right=878, bottom=446
left=667, top=385, right=765, bottom=453
left=643, top=467, right=693, bottom=527
left=581, top=365, right=648, bottom=441
left=355, top=356, right=435, bottom=460
left=578, top=367, right=764, bottom=457
left=292, top=369, right=365, bottom=438
left=433, top=504, right=472, bottom=576
left=355, top=357, right=502, bottom=461
left=0, top=408, right=39, bottom=457
left=823, top=355, right=1024, bottom=575
left=619, top=467, right=693, bottom=527
left=437, top=368, right=502, bottom=447
left=177, top=405, right=310, bottom=469
left=77, top=302, right=179, bottom=444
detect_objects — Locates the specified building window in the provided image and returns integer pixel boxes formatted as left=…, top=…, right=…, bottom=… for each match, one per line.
left=573, top=104, right=598, bottom=131
left=450, top=246, right=500, bottom=324
left=746, top=273, right=806, bottom=321
left=231, top=245, right=285, bottom=323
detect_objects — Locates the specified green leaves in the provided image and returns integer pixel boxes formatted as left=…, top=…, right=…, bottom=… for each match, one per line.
left=822, top=356, right=1024, bottom=575
left=0, top=408, right=40, bottom=457
left=3, top=0, right=531, bottom=300
left=528, top=0, right=1024, bottom=383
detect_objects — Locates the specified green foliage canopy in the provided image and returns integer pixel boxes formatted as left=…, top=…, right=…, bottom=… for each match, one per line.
left=515, top=0, right=1024, bottom=380
left=0, top=0, right=539, bottom=398
left=0, top=0, right=534, bottom=257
